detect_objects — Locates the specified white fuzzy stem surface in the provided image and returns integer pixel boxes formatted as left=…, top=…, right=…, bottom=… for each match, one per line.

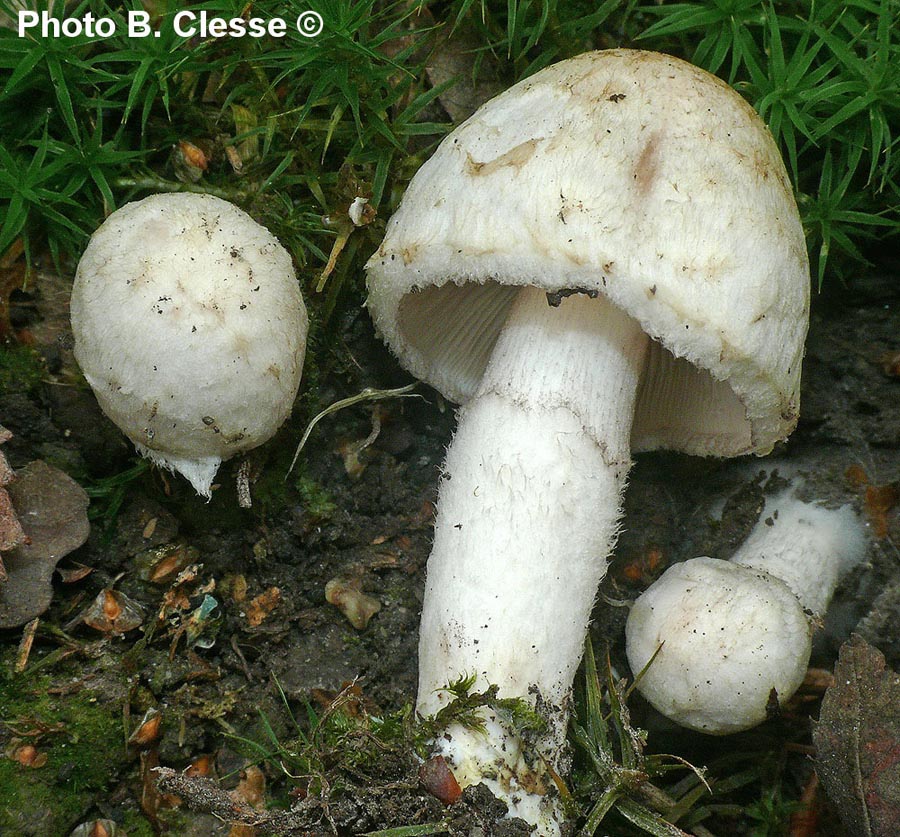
left=417, top=286, right=648, bottom=830
left=730, top=496, right=866, bottom=616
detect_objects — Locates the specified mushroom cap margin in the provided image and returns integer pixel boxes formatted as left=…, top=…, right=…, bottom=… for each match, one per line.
left=366, top=49, right=810, bottom=457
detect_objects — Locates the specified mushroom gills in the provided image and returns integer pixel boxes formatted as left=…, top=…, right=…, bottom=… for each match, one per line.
left=417, top=285, right=649, bottom=830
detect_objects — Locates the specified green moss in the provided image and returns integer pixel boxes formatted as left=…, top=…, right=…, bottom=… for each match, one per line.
left=118, top=809, right=158, bottom=837
left=250, top=453, right=292, bottom=513
left=0, top=344, right=45, bottom=395
left=0, top=668, right=127, bottom=835
left=295, top=475, right=337, bottom=520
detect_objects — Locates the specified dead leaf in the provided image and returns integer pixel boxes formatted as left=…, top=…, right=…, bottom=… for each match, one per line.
left=813, top=635, right=900, bottom=836
left=14, top=616, right=38, bottom=672
left=68, top=820, right=128, bottom=837
left=57, top=562, right=94, bottom=584
left=0, top=240, right=27, bottom=341
left=843, top=466, right=897, bottom=540
left=0, top=428, right=25, bottom=567
left=846, top=464, right=869, bottom=488
left=173, top=140, right=210, bottom=183
left=419, top=754, right=462, bottom=805
left=788, top=771, right=820, bottom=837
left=128, top=708, right=162, bottom=746
left=0, top=461, right=90, bottom=628
left=230, top=104, right=259, bottom=165
left=140, top=748, right=175, bottom=828
left=224, top=573, right=248, bottom=603
left=0, top=486, right=25, bottom=554
left=231, top=765, right=266, bottom=809
left=324, top=578, right=380, bottom=630
left=9, top=742, right=47, bottom=768
left=245, top=587, right=281, bottom=627
left=135, top=542, right=198, bottom=584
left=879, top=350, right=900, bottom=378
left=82, top=589, right=146, bottom=634
left=185, top=754, right=213, bottom=777
left=426, top=25, right=505, bottom=123
left=865, top=483, right=898, bottom=539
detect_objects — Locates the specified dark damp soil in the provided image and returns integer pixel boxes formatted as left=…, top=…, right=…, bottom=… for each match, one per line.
left=0, top=267, right=897, bottom=837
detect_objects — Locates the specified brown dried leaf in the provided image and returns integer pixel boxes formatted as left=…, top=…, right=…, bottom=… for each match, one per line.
left=82, top=589, right=145, bottom=634
left=57, top=562, right=94, bottom=584
left=0, top=451, right=15, bottom=487
left=10, top=743, right=47, bottom=768
left=230, top=765, right=266, bottom=809
left=864, top=483, right=898, bottom=539
left=136, top=542, right=198, bottom=584
left=140, top=748, right=169, bottom=828
left=324, top=577, right=380, bottom=630
left=0, top=461, right=90, bottom=628
left=879, top=350, right=900, bottom=378
left=68, top=819, right=128, bottom=837
left=185, top=754, right=213, bottom=778
left=245, top=586, right=281, bottom=627
left=172, top=140, right=210, bottom=183
left=128, top=708, right=162, bottom=746
left=224, top=573, right=248, bottom=603
left=813, top=635, right=900, bottom=837
left=426, top=25, right=505, bottom=123
left=846, top=464, right=869, bottom=488
left=0, top=245, right=27, bottom=341
left=419, top=754, right=462, bottom=805
left=0, top=486, right=25, bottom=553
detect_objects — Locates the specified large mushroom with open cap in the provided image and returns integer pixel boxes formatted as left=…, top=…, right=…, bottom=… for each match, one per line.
left=366, top=49, right=809, bottom=833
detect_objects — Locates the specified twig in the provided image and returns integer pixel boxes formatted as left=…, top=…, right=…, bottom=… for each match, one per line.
left=230, top=635, right=253, bottom=682
left=286, top=384, right=422, bottom=478
left=15, top=618, right=39, bottom=672
left=153, top=767, right=329, bottom=836
left=112, top=176, right=258, bottom=202
left=236, top=460, right=252, bottom=509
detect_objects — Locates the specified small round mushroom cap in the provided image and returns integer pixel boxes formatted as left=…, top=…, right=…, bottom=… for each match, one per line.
left=367, top=49, right=809, bottom=456
left=625, top=557, right=811, bottom=734
left=71, top=193, right=308, bottom=497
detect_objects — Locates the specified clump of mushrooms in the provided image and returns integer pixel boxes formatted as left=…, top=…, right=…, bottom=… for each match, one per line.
left=626, top=491, right=867, bottom=734
left=71, top=193, right=308, bottom=498
left=366, top=49, right=809, bottom=833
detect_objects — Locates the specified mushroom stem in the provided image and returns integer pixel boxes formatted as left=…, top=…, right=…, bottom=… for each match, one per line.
left=730, top=497, right=865, bottom=616
left=417, top=287, right=648, bottom=830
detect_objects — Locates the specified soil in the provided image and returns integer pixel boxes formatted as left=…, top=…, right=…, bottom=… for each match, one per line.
left=0, top=265, right=897, bottom=837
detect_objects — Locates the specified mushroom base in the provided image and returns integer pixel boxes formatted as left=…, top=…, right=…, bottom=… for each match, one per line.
left=433, top=712, right=567, bottom=837
left=416, top=288, right=649, bottom=833
left=134, top=442, right=221, bottom=499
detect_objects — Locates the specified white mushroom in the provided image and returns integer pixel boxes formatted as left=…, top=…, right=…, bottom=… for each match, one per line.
left=625, top=492, right=867, bottom=734
left=366, top=49, right=809, bottom=833
left=71, top=193, right=308, bottom=498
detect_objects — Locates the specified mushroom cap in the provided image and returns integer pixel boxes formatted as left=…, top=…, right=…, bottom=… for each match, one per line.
left=71, top=193, right=308, bottom=496
left=366, top=49, right=809, bottom=456
left=625, top=557, right=811, bottom=734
